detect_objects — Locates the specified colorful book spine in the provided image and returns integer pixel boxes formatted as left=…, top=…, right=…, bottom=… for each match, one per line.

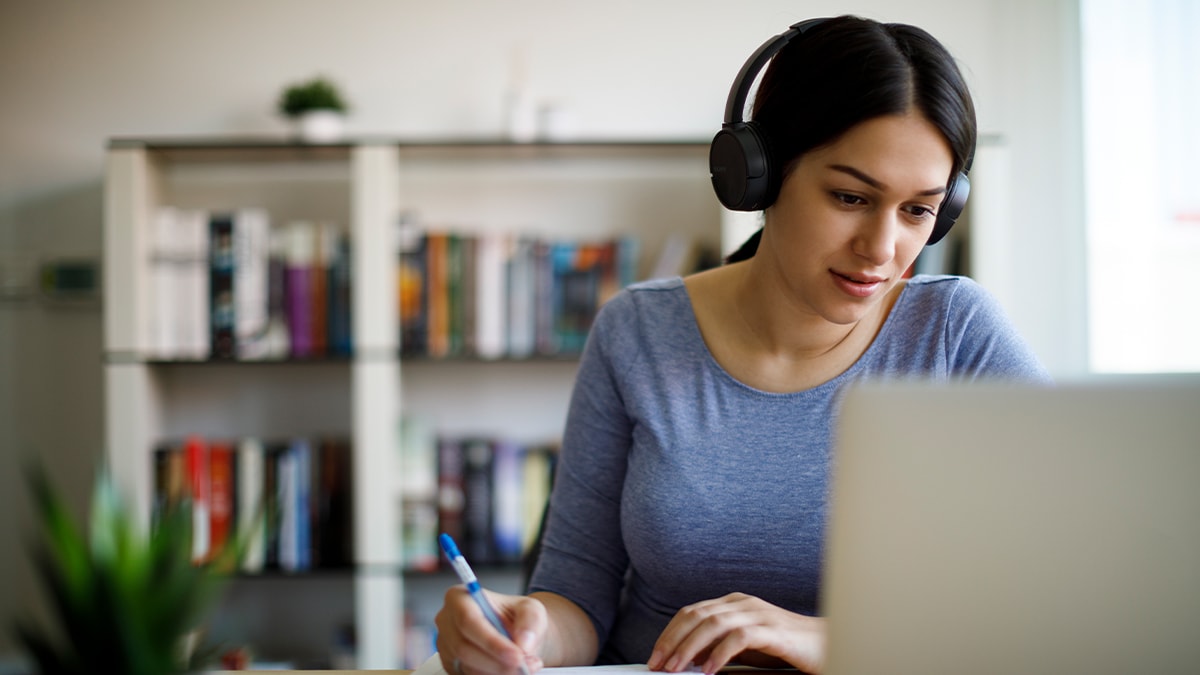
left=398, top=224, right=428, bottom=357
left=328, top=233, right=353, bottom=356
left=209, top=213, right=237, bottom=359
left=207, top=440, right=235, bottom=567
left=293, top=438, right=312, bottom=571
left=285, top=221, right=316, bottom=358
left=184, top=435, right=210, bottom=563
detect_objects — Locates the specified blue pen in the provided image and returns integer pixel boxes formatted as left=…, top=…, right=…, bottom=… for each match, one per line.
left=439, top=533, right=532, bottom=675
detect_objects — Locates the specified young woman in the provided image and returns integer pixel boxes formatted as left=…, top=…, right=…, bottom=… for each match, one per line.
left=434, top=15, right=1050, bottom=675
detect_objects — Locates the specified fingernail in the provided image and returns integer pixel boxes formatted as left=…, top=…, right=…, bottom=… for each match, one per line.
left=516, top=630, right=536, bottom=653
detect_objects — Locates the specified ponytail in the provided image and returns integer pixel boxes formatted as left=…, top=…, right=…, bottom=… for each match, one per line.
left=724, top=227, right=763, bottom=264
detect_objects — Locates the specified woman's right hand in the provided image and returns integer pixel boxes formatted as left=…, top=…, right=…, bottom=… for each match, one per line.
left=435, top=586, right=547, bottom=675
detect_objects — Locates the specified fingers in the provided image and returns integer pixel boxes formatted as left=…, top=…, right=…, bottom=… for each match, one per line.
left=650, top=593, right=755, bottom=672
left=436, top=587, right=545, bottom=675
left=648, top=593, right=825, bottom=675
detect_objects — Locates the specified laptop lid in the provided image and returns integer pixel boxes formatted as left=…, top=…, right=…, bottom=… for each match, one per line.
left=823, top=376, right=1200, bottom=675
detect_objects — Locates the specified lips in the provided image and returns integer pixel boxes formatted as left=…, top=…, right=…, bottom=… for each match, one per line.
left=831, top=270, right=886, bottom=298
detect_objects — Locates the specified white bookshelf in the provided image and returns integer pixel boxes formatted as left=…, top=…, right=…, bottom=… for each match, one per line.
left=102, top=137, right=722, bottom=668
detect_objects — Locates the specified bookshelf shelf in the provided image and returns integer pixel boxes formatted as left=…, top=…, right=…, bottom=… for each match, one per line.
left=103, top=136, right=724, bottom=669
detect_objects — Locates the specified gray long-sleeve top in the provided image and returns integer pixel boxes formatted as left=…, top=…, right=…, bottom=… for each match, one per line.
left=528, top=274, right=1052, bottom=664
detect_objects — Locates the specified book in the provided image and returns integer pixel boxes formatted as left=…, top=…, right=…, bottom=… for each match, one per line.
left=209, top=213, right=237, bottom=359
left=315, top=437, right=353, bottom=568
left=533, top=239, right=555, bottom=355
left=263, top=441, right=283, bottom=570
left=292, top=437, right=313, bottom=571
left=310, top=222, right=336, bottom=357
left=151, top=441, right=186, bottom=525
left=436, top=437, right=466, bottom=556
left=238, top=437, right=266, bottom=573
left=327, top=232, right=353, bottom=356
left=447, top=233, right=466, bottom=356
left=461, top=437, right=495, bottom=564
left=277, top=443, right=299, bottom=571
left=398, top=222, right=428, bottom=357
left=491, top=439, right=525, bottom=564
left=400, top=416, right=439, bottom=571
left=506, top=236, right=537, bottom=358
left=232, top=208, right=271, bottom=359
left=426, top=231, right=451, bottom=358
left=183, top=435, right=210, bottom=563
left=552, top=241, right=601, bottom=354
left=261, top=226, right=292, bottom=359
left=207, top=440, right=236, bottom=567
left=180, top=209, right=212, bottom=360
left=474, top=231, right=509, bottom=359
left=285, top=221, right=317, bottom=359
left=149, top=208, right=181, bottom=359
left=521, top=443, right=557, bottom=555
left=459, top=234, right=477, bottom=356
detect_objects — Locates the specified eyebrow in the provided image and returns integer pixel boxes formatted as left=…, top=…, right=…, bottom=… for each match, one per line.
left=829, top=164, right=947, bottom=197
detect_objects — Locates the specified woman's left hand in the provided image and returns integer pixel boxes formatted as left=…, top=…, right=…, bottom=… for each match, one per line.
left=647, top=592, right=826, bottom=675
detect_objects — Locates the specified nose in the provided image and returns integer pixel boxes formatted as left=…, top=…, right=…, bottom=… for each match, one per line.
left=851, top=211, right=898, bottom=266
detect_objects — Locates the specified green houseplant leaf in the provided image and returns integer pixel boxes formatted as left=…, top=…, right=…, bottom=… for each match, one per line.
left=13, top=462, right=238, bottom=675
left=277, top=76, right=349, bottom=117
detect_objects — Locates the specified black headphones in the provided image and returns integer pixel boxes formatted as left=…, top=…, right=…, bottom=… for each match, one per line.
left=709, top=18, right=970, bottom=246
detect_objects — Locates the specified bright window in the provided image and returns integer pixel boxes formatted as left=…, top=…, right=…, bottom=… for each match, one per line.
left=1082, top=0, right=1200, bottom=372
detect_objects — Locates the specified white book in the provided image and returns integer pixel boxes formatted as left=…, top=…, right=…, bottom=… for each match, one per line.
left=506, top=236, right=536, bottom=358
left=234, top=209, right=271, bottom=359
left=179, top=209, right=211, bottom=360
left=398, top=415, right=438, bottom=499
left=238, top=437, right=265, bottom=572
left=149, top=207, right=180, bottom=358
left=475, top=231, right=509, bottom=360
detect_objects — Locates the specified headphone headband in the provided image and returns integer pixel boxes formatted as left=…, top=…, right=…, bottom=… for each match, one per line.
left=723, top=18, right=829, bottom=126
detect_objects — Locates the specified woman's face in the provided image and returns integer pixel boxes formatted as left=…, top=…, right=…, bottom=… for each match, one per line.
left=761, top=111, right=954, bottom=326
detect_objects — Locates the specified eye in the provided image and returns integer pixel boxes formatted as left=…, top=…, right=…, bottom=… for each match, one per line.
left=832, top=191, right=866, bottom=207
left=903, top=204, right=936, bottom=220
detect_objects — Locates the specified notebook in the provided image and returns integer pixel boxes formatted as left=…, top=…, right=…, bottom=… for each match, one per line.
left=822, top=375, right=1200, bottom=675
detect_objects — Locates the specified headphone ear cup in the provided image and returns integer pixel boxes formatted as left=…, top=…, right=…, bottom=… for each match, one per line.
left=928, top=171, right=970, bottom=246
left=710, top=122, right=777, bottom=211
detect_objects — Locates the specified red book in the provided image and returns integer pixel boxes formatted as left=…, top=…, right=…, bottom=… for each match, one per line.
left=208, top=441, right=235, bottom=567
left=183, top=435, right=210, bottom=563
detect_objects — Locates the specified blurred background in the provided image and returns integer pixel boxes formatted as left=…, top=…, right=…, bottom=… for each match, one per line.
left=1, top=0, right=1195, bottom=669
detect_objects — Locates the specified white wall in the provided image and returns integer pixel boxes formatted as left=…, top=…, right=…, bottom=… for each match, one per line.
left=0, top=0, right=1085, bottom=656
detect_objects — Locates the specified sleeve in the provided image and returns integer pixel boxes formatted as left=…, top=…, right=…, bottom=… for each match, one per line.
left=943, top=277, right=1054, bottom=383
left=526, top=292, right=637, bottom=653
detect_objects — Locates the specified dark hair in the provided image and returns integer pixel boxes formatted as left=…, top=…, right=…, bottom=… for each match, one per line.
left=725, top=16, right=977, bottom=263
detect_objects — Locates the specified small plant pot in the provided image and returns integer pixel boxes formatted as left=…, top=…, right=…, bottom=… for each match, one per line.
left=294, top=110, right=346, bottom=143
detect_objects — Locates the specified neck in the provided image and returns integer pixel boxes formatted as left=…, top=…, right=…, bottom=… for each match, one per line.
left=731, top=258, right=890, bottom=363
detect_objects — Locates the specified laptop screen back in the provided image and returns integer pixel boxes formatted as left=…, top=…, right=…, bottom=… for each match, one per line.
left=823, top=376, right=1200, bottom=675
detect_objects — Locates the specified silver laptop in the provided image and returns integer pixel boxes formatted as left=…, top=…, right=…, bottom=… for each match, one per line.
left=823, top=376, right=1200, bottom=675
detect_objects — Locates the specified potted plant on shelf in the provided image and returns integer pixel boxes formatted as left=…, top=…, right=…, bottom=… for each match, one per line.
left=12, top=463, right=240, bottom=675
left=277, top=75, right=350, bottom=143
